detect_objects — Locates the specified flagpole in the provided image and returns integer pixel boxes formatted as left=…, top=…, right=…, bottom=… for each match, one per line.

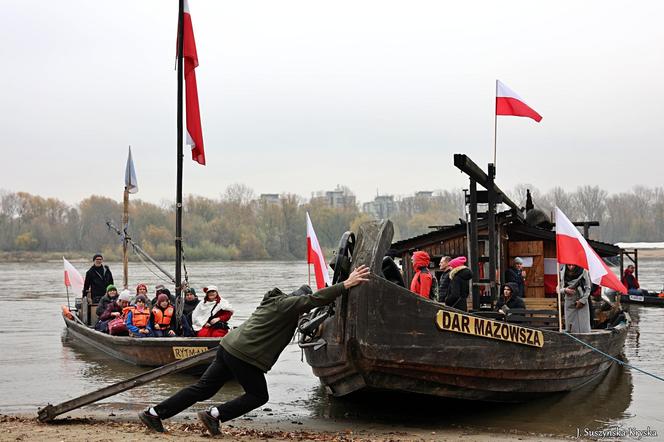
left=308, top=264, right=311, bottom=288
left=557, top=262, right=563, bottom=332
left=175, top=0, right=184, bottom=296
left=65, top=285, right=71, bottom=310
left=493, top=79, right=498, bottom=168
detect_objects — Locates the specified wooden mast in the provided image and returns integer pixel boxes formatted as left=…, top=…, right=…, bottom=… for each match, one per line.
left=122, top=186, right=129, bottom=290
left=175, top=0, right=184, bottom=296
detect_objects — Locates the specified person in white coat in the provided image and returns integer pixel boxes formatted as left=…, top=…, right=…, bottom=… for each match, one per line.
left=191, top=285, right=234, bottom=338
left=558, top=264, right=591, bottom=333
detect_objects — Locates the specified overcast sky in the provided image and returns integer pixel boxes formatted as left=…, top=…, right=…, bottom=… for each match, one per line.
left=1, top=0, right=663, bottom=206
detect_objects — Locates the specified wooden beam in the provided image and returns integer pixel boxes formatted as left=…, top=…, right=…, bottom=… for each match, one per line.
left=37, top=349, right=216, bottom=423
left=453, top=154, right=522, bottom=218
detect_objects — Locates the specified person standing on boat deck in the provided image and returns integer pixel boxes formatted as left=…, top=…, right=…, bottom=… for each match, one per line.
left=495, top=282, right=526, bottom=313
left=191, top=286, right=234, bottom=338
left=83, top=254, right=114, bottom=303
left=558, top=264, right=591, bottom=333
left=125, top=295, right=153, bottom=337
left=410, top=251, right=434, bottom=299
left=621, top=265, right=648, bottom=297
left=138, top=265, right=371, bottom=435
left=504, top=257, right=526, bottom=298
left=445, top=257, right=472, bottom=311
left=437, top=256, right=452, bottom=303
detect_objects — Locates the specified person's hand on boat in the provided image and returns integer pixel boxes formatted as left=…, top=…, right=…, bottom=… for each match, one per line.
left=154, top=324, right=161, bottom=330
left=168, top=330, right=176, bottom=337
left=139, top=329, right=150, bottom=334
left=575, top=301, right=585, bottom=309
left=343, top=265, right=370, bottom=289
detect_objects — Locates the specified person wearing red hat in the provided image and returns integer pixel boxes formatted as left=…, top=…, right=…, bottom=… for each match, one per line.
left=445, top=256, right=473, bottom=311
left=191, top=286, right=234, bottom=338
left=410, top=251, right=434, bottom=299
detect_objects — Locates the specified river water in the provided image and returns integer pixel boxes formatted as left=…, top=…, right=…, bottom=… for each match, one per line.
left=0, top=259, right=662, bottom=438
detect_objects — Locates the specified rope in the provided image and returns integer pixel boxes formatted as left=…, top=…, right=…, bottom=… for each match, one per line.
left=130, top=244, right=173, bottom=284
left=562, top=331, right=664, bottom=382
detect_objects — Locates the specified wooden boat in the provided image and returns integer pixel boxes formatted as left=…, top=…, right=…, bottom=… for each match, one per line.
left=619, top=291, right=664, bottom=307
left=62, top=311, right=219, bottom=369
left=301, top=220, right=631, bottom=401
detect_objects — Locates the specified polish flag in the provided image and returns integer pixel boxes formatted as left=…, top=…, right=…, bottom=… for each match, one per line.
left=496, top=80, right=542, bottom=123
left=182, top=0, right=205, bottom=165
left=63, top=257, right=85, bottom=295
left=306, top=212, right=331, bottom=289
left=544, top=258, right=558, bottom=295
left=555, top=207, right=627, bottom=293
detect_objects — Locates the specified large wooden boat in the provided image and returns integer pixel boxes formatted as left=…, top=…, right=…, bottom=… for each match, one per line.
left=302, top=220, right=630, bottom=402
left=62, top=311, right=219, bottom=368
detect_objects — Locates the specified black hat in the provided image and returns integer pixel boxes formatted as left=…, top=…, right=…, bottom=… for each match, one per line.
left=93, top=253, right=103, bottom=261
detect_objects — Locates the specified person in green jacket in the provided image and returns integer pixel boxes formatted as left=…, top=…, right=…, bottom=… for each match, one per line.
left=139, top=264, right=370, bottom=434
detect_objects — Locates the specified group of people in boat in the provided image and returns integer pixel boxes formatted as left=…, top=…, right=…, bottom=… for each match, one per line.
left=86, top=254, right=234, bottom=338
left=401, top=251, right=623, bottom=333
left=93, top=283, right=234, bottom=338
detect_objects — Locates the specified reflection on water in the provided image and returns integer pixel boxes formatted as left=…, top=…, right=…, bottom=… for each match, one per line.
left=1, top=259, right=663, bottom=436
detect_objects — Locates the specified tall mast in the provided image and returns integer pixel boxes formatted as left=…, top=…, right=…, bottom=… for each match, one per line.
left=175, top=0, right=184, bottom=296
left=122, top=186, right=129, bottom=289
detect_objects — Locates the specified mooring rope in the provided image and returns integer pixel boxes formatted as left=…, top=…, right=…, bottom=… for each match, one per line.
left=562, top=331, right=664, bottom=382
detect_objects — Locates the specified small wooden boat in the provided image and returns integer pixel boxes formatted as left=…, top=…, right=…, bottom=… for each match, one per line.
left=301, top=220, right=630, bottom=402
left=619, top=291, right=664, bottom=307
left=62, top=312, right=219, bottom=369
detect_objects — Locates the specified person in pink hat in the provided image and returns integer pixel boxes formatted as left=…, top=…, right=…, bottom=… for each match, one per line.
left=444, top=256, right=473, bottom=311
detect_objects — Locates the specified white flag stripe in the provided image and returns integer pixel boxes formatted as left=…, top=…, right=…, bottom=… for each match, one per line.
left=554, top=207, right=608, bottom=283
left=63, top=257, right=85, bottom=295
left=496, top=80, right=525, bottom=100
left=124, top=146, right=138, bottom=194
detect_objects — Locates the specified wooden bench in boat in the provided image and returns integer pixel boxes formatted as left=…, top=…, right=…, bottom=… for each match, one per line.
left=471, top=297, right=560, bottom=329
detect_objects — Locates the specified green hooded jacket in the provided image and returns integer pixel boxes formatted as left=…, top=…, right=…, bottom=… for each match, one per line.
left=220, top=283, right=348, bottom=372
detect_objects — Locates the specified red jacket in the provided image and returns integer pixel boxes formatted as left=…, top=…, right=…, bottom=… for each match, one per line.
left=410, top=251, right=433, bottom=299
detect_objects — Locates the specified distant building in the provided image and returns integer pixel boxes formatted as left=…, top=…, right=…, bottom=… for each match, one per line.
left=259, top=193, right=281, bottom=206
left=400, top=191, right=434, bottom=216
left=311, top=186, right=356, bottom=209
left=363, top=195, right=398, bottom=220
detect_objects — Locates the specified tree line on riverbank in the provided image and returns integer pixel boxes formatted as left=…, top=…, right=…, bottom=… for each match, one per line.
left=1, top=184, right=662, bottom=261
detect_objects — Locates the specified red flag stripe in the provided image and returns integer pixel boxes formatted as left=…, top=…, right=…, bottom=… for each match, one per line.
left=182, top=3, right=205, bottom=165
left=496, top=97, right=543, bottom=122
left=555, top=234, right=589, bottom=269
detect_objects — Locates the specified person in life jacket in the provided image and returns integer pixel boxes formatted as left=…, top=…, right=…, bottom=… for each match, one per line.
left=191, top=285, right=234, bottom=338
left=125, top=294, right=153, bottom=337
left=151, top=294, right=176, bottom=337
left=409, top=251, right=434, bottom=299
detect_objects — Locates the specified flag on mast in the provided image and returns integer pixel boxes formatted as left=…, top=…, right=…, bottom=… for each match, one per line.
left=496, top=80, right=542, bottom=122
left=63, top=257, right=85, bottom=295
left=182, top=0, right=206, bottom=165
left=124, top=146, right=138, bottom=193
left=554, top=207, right=627, bottom=293
left=306, top=212, right=331, bottom=289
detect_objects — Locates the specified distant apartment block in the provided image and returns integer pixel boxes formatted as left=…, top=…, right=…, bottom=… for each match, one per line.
left=363, top=195, right=398, bottom=220
left=259, top=193, right=281, bottom=205
left=311, top=186, right=357, bottom=209
left=400, top=191, right=434, bottom=216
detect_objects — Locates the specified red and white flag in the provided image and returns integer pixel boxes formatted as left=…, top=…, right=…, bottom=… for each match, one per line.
left=306, top=212, right=331, bottom=289
left=543, top=258, right=558, bottom=295
left=63, top=257, right=84, bottom=295
left=496, top=80, right=542, bottom=123
left=182, top=0, right=205, bottom=165
left=555, top=207, right=627, bottom=293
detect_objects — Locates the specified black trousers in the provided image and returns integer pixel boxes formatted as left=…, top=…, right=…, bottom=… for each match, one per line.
left=154, top=346, right=268, bottom=421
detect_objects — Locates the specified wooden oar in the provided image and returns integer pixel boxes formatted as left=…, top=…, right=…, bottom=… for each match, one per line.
left=37, top=348, right=216, bottom=423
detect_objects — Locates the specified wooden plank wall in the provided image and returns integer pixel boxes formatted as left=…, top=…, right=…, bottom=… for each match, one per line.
left=400, top=235, right=468, bottom=285
left=508, top=240, right=545, bottom=298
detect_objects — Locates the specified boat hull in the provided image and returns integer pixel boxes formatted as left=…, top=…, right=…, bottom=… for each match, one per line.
left=303, top=221, right=630, bottom=402
left=63, top=316, right=219, bottom=368
left=619, top=292, right=664, bottom=307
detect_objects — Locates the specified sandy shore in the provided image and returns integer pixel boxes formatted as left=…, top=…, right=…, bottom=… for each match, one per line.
left=1, top=409, right=572, bottom=442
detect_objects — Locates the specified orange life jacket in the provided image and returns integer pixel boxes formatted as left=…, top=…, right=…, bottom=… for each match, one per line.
left=152, top=305, right=174, bottom=327
left=122, top=306, right=134, bottom=317
left=131, top=307, right=150, bottom=327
